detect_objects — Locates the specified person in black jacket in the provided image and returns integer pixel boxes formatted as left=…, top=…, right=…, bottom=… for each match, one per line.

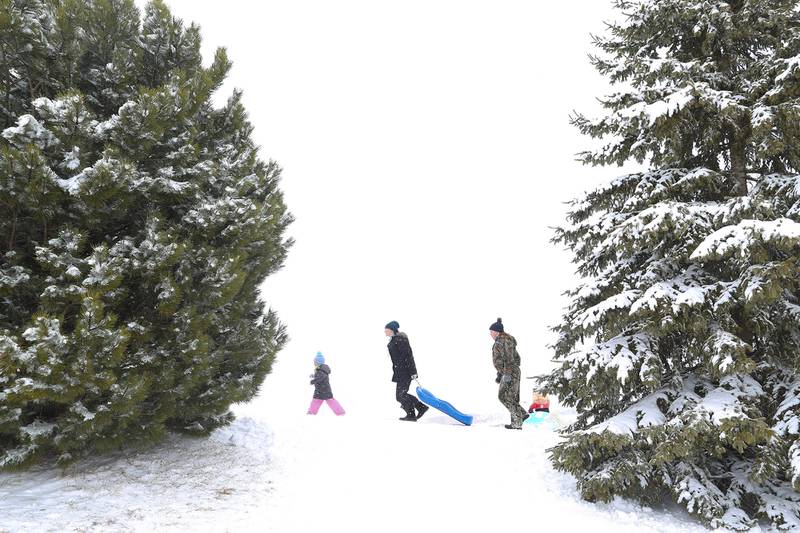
left=385, top=321, right=428, bottom=421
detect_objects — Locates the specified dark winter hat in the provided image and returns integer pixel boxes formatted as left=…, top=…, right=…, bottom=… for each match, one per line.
left=385, top=320, right=400, bottom=332
left=489, top=318, right=504, bottom=333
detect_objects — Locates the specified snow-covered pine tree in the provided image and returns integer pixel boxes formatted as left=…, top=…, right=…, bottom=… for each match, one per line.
left=0, top=0, right=292, bottom=467
left=538, top=1, right=800, bottom=529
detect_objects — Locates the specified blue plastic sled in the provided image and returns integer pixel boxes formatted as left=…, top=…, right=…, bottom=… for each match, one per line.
left=416, top=386, right=473, bottom=426
left=524, top=410, right=550, bottom=425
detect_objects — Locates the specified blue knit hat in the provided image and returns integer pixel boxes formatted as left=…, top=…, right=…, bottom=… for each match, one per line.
left=385, top=320, right=399, bottom=333
left=489, top=318, right=504, bottom=333
left=314, top=351, right=325, bottom=365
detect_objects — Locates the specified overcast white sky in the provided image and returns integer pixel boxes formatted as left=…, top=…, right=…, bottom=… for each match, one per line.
left=145, top=1, right=636, bottom=384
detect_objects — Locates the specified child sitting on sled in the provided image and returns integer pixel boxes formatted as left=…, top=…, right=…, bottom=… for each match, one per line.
left=528, top=391, right=550, bottom=413
left=307, top=352, right=345, bottom=415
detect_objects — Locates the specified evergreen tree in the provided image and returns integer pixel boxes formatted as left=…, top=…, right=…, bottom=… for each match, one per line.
left=539, top=1, right=800, bottom=529
left=0, top=0, right=292, bottom=468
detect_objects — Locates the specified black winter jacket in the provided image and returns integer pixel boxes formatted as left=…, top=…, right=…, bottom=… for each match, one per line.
left=387, top=332, right=418, bottom=383
left=310, top=364, right=333, bottom=400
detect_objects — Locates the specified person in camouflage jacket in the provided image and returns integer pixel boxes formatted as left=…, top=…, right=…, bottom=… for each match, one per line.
left=490, top=318, right=528, bottom=429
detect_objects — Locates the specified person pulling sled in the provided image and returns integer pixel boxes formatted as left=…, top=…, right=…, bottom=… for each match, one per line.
left=385, top=321, right=428, bottom=422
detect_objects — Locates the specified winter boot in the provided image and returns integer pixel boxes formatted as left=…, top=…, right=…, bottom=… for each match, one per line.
left=399, top=410, right=417, bottom=422
left=504, top=424, right=523, bottom=430
left=416, top=404, right=429, bottom=420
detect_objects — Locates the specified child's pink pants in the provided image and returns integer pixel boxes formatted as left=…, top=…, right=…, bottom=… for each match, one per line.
left=307, top=398, right=345, bottom=415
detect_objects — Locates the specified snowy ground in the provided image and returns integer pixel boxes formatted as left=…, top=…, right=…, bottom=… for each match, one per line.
left=0, top=346, right=743, bottom=533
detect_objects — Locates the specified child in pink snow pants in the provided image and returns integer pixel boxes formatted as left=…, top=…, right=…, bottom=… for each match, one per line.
left=307, top=352, right=345, bottom=415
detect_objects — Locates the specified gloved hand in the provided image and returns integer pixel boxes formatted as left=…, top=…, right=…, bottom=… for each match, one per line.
left=411, top=374, right=418, bottom=380
left=495, top=373, right=502, bottom=384
left=500, top=374, right=512, bottom=384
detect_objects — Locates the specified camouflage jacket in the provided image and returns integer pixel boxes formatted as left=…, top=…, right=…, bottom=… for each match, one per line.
left=492, top=332, right=521, bottom=377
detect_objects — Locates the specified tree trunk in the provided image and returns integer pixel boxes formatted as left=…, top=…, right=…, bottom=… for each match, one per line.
left=2, top=48, right=10, bottom=129
left=730, top=126, right=749, bottom=196
left=8, top=211, right=17, bottom=251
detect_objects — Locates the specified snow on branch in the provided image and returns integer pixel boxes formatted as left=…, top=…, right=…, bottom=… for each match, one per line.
left=0, top=265, right=30, bottom=290
left=2, top=114, right=59, bottom=149
left=598, top=202, right=717, bottom=257
left=570, top=332, right=657, bottom=385
left=690, top=218, right=800, bottom=262
left=774, top=378, right=800, bottom=437
left=617, top=86, right=696, bottom=127
left=630, top=264, right=715, bottom=315
left=692, top=374, right=763, bottom=426
left=791, top=441, right=800, bottom=491
left=704, top=328, right=752, bottom=378
left=577, top=289, right=641, bottom=329
left=588, top=388, right=669, bottom=435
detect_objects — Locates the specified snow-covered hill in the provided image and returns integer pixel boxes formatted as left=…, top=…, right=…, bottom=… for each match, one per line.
left=0, top=341, right=729, bottom=533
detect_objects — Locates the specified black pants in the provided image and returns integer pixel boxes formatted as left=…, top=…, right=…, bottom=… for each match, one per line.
left=395, top=377, right=422, bottom=413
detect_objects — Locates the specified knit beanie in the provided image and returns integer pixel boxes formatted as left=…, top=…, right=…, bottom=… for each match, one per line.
left=385, top=320, right=400, bottom=333
left=314, top=351, right=325, bottom=365
left=489, top=318, right=504, bottom=333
